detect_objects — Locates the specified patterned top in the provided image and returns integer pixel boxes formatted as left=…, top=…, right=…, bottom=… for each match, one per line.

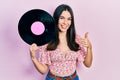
left=38, top=35, right=86, bottom=75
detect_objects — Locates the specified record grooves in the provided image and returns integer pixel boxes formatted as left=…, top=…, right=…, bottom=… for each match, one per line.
left=18, top=9, right=55, bottom=46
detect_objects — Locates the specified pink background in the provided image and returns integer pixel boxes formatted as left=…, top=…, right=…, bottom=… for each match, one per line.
left=0, top=0, right=120, bottom=80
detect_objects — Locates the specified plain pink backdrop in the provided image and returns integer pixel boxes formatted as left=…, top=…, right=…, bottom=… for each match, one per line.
left=0, top=0, right=120, bottom=80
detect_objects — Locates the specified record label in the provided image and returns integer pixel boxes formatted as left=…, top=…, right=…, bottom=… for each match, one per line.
left=31, top=21, right=45, bottom=35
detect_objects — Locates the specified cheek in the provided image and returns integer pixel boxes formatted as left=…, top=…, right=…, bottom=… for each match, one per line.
left=58, top=21, right=61, bottom=27
left=58, top=23, right=61, bottom=30
left=68, top=21, right=72, bottom=26
left=58, top=19, right=63, bottom=24
left=58, top=20, right=63, bottom=27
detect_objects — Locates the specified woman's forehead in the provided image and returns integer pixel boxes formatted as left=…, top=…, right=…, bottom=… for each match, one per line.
left=60, top=10, right=71, bottom=18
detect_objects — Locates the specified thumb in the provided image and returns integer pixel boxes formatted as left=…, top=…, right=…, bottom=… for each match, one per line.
left=85, top=32, right=89, bottom=38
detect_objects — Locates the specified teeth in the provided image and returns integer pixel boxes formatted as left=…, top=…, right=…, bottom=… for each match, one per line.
left=62, top=25, right=67, bottom=28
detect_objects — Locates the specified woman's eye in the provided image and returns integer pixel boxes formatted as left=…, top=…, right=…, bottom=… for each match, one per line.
left=60, top=17, right=64, bottom=19
left=60, top=16, right=64, bottom=19
left=68, top=18, right=72, bottom=20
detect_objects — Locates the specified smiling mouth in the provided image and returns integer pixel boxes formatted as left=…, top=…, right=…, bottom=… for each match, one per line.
left=61, top=25, right=68, bottom=29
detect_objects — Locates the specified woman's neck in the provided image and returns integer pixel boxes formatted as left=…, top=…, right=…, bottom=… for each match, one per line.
left=59, top=31, right=67, bottom=44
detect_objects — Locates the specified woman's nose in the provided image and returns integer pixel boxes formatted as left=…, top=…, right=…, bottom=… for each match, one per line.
left=63, top=19, right=67, bottom=24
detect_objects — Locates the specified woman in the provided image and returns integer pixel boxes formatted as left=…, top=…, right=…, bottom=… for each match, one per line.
left=30, top=4, right=93, bottom=80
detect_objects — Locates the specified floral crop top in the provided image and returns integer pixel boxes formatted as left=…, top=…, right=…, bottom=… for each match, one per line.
left=38, top=35, right=86, bottom=75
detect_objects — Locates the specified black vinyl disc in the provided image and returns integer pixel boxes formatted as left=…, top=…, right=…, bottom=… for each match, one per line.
left=18, top=9, right=55, bottom=46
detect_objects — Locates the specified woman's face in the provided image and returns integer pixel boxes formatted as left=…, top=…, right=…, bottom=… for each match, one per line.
left=58, top=10, right=72, bottom=32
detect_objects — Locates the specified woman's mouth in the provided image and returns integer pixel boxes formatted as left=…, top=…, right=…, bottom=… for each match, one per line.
left=61, top=25, right=67, bottom=29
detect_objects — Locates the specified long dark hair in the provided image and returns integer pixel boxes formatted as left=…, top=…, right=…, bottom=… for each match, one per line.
left=47, top=4, right=80, bottom=51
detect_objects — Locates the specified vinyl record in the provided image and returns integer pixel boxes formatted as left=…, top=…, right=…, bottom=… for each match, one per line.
left=18, top=9, right=55, bottom=46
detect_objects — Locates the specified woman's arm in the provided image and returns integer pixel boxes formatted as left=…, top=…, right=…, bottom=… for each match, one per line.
left=30, top=43, right=48, bottom=74
left=31, top=55, right=48, bottom=74
left=83, top=44, right=92, bottom=67
left=80, top=32, right=93, bottom=67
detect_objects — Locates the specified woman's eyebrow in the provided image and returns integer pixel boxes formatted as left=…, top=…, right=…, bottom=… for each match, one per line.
left=60, top=16, right=64, bottom=18
left=60, top=16, right=72, bottom=19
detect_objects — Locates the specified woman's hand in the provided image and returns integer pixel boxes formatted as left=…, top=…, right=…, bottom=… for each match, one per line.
left=30, top=43, right=39, bottom=59
left=80, top=32, right=92, bottom=49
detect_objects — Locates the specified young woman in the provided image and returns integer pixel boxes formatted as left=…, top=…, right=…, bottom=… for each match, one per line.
left=30, top=4, right=93, bottom=80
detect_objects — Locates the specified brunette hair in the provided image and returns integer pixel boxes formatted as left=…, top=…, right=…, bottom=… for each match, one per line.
left=47, top=4, right=80, bottom=51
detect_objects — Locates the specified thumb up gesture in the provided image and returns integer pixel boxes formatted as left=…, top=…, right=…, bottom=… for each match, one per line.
left=80, top=32, right=92, bottom=49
